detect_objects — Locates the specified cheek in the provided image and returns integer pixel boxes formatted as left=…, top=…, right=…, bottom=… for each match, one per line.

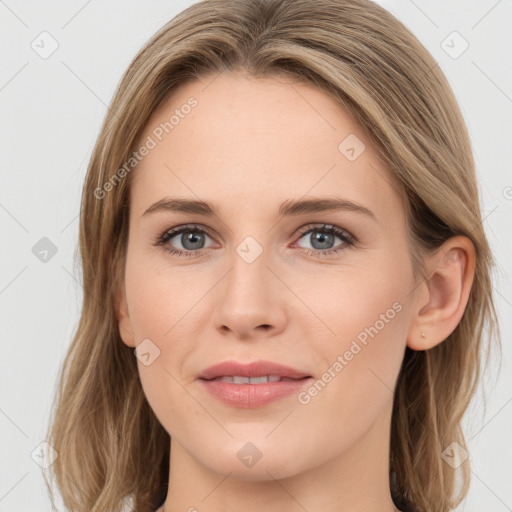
left=123, top=247, right=205, bottom=402
left=287, top=271, right=409, bottom=459
left=124, top=252, right=199, bottom=434
left=124, top=249, right=194, bottom=341
left=299, top=258, right=410, bottom=393
left=297, top=256, right=409, bottom=340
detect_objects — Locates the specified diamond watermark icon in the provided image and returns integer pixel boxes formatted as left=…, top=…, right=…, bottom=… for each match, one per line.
left=441, top=441, right=469, bottom=469
left=338, top=133, right=365, bottom=161
left=441, top=31, right=469, bottom=59
left=236, top=236, right=263, bottom=264
left=32, top=237, right=58, bottom=263
left=237, top=442, right=263, bottom=468
left=31, top=441, right=58, bottom=469
left=31, top=31, right=59, bottom=59
left=134, top=338, right=161, bottom=366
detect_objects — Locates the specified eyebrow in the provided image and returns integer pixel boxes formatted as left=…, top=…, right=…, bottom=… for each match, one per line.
left=141, top=196, right=377, bottom=222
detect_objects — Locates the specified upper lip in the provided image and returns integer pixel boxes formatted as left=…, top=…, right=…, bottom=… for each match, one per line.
left=198, top=360, right=311, bottom=380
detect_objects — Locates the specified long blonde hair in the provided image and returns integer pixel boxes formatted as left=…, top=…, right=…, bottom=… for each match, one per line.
left=44, top=1, right=501, bottom=511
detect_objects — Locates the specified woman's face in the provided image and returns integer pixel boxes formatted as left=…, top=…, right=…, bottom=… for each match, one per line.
left=117, top=71, right=420, bottom=480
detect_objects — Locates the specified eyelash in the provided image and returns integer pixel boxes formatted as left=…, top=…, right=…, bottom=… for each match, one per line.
left=152, top=223, right=357, bottom=259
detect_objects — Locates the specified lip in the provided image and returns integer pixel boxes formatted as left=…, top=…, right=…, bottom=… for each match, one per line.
left=198, top=360, right=313, bottom=409
left=198, top=360, right=311, bottom=380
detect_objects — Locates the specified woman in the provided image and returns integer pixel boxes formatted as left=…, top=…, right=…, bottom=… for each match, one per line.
left=44, top=1, right=500, bottom=511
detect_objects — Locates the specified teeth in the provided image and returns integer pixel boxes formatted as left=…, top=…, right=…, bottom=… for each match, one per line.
left=218, top=375, right=283, bottom=384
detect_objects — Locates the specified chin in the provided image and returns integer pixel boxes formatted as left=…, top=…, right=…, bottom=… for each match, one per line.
left=197, top=442, right=309, bottom=482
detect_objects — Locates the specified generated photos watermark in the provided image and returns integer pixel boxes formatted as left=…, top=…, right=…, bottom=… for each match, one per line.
left=94, top=96, right=198, bottom=199
left=297, top=301, right=403, bottom=405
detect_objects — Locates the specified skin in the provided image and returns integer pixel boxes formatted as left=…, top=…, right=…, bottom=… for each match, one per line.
left=115, top=70, right=476, bottom=512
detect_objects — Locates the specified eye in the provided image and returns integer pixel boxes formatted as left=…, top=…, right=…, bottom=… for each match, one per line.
left=293, top=223, right=355, bottom=257
left=153, top=224, right=215, bottom=257
left=153, top=223, right=357, bottom=258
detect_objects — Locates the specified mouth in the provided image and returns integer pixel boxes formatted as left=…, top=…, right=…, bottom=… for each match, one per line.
left=199, top=375, right=313, bottom=409
left=202, top=375, right=309, bottom=384
left=198, top=359, right=311, bottom=381
left=197, top=360, right=313, bottom=408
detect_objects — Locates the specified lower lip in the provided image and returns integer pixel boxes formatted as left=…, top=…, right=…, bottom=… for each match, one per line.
left=199, top=377, right=313, bottom=408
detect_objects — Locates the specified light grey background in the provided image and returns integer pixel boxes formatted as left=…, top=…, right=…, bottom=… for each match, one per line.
left=1, top=1, right=511, bottom=510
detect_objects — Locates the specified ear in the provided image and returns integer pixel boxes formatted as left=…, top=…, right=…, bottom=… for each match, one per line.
left=407, top=235, right=476, bottom=351
left=114, top=279, right=136, bottom=348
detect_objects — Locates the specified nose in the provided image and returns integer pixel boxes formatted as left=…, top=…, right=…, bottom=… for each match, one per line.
left=210, top=245, right=288, bottom=340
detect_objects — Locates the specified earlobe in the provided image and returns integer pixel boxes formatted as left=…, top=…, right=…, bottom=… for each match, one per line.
left=114, top=283, right=136, bottom=348
left=407, top=236, right=476, bottom=351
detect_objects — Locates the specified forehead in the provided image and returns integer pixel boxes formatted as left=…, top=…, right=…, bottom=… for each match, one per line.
left=129, top=71, right=403, bottom=223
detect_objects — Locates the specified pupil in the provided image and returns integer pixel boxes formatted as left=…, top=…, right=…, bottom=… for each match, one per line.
left=182, top=231, right=204, bottom=250
left=312, top=231, right=333, bottom=250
